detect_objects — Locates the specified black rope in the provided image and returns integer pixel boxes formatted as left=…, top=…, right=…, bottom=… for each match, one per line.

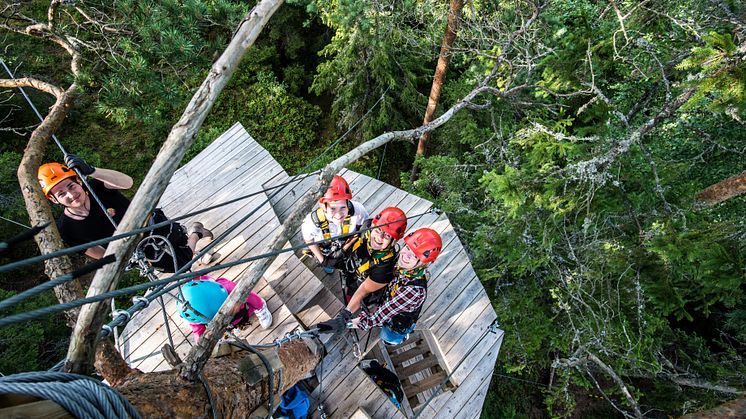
left=197, top=371, right=221, bottom=419
left=0, top=209, right=436, bottom=330
left=0, top=172, right=319, bottom=274
left=227, top=335, right=277, bottom=419
left=0, top=222, right=48, bottom=253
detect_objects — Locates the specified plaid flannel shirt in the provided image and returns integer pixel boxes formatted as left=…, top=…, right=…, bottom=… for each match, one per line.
left=357, top=272, right=427, bottom=330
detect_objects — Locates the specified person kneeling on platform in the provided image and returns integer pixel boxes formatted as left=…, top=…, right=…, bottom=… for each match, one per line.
left=177, top=275, right=273, bottom=342
left=38, top=154, right=215, bottom=272
left=318, top=228, right=442, bottom=346
left=330, top=207, right=407, bottom=307
left=301, top=175, right=369, bottom=273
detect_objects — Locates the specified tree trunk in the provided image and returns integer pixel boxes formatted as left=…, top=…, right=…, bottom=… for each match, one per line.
left=695, top=170, right=746, bottom=207
left=16, top=84, right=84, bottom=328
left=679, top=397, right=746, bottom=419
left=95, top=339, right=319, bottom=418
left=410, top=0, right=464, bottom=182
left=65, top=0, right=286, bottom=375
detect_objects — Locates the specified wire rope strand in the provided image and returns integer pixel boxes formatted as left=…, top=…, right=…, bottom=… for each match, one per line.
left=0, top=172, right=319, bottom=274
left=0, top=209, right=436, bottom=328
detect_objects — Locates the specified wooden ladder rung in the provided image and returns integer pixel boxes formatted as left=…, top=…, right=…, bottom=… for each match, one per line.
left=389, top=337, right=422, bottom=351
left=398, top=354, right=440, bottom=378
left=404, top=370, right=447, bottom=395
left=390, top=343, right=431, bottom=366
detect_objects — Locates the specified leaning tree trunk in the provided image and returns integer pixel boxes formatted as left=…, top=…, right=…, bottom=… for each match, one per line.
left=12, top=81, right=84, bottom=327
left=1, top=0, right=87, bottom=328
left=66, top=0, right=286, bottom=375
left=410, top=0, right=464, bottom=182
left=95, top=339, right=320, bottom=418
left=695, top=170, right=746, bottom=207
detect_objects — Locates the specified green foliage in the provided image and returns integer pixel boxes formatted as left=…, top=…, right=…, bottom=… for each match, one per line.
left=0, top=290, right=69, bottom=373
left=676, top=31, right=746, bottom=117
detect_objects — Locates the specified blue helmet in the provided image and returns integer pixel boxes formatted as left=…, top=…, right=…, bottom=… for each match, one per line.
left=177, top=280, right=229, bottom=324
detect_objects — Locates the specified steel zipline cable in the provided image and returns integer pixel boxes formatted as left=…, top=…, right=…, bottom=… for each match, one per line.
left=0, top=87, right=390, bottom=275
left=0, top=208, right=439, bottom=329
left=0, top=371, right=141, bottom=419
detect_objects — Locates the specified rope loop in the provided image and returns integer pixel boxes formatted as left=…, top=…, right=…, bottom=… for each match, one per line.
left=111, top=309, right=132, bottom=323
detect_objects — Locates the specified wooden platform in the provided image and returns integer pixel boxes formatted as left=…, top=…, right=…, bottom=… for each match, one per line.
left=118, top=122, right=503, bottom=418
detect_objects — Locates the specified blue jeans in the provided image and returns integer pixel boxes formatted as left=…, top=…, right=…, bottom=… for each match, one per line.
left=380, top=323, right=416, bottom=346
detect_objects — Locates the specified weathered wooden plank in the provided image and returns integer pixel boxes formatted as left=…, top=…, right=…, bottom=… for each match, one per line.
left=438, top=289, right=491, bottom=352
left=170, top=123, right=248, bottom=182
left=433, top=336, right=501, bottom=418
left=161, top=148, right=279, bottom=217
left=160, top=132, right=264, bottom=209
left=398, top=353, right=440, bottom=378
left=165, top=128, right=254, bottom=193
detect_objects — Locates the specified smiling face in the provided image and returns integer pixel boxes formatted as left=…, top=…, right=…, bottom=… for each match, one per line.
left=49, top=178, right=87, bottom=208
left=323, top=200, right=349, bottom=224
left=397, top=243, right=422, bottom=270
left=369, top=227, right=394, bottom=250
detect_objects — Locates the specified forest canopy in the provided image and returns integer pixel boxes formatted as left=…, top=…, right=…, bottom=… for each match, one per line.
left=1, top=0, right=745, bottom=417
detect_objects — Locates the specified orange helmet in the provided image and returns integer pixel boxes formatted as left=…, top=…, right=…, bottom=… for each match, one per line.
left=404, top=228, right=442, bottom=263
left=371, top=207, right=407, bottom=240
left=320, top=175, right=353, bottom=204
left=38, top=162, right=77, bottom=198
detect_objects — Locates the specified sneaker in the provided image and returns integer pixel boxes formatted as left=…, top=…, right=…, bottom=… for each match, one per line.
left=199, top=250, right=216, bottom=265
left=187, top=222, right=214, bottom=240
left=254, top=299, right=273, bottom=329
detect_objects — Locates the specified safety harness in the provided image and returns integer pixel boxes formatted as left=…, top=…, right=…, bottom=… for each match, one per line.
left=386, top=267, right=428, bottom=334
left=311, top=201, right=355, bottom=244
left=348, top=230, right=396, bottom=277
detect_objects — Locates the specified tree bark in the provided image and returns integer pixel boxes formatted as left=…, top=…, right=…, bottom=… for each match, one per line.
left=679, top=397, right=746, bottom=419
left=695, top=170, right=746, bottom=207
left=65, top=0, right=286, bottom=374
left=96, top=339, right=319, bottom=418
left=411, top=0, right=464, bottom=182
left=3, top=2, right=86, bottom=328
left=15, top=82, right=84, bottom=328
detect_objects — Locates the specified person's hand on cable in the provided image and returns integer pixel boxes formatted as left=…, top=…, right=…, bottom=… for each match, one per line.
left=64, top=153, right=95, bottom=176
left=315, top=309, right=353, bottom=333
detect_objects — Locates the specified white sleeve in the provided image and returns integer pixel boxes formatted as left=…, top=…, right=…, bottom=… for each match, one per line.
left=301, top=213, right=322, bottom=242
left=351, top=201, right=369, bottom=227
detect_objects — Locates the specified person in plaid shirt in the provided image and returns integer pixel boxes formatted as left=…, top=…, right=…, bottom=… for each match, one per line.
left=352, top=228, right=443, bottom=345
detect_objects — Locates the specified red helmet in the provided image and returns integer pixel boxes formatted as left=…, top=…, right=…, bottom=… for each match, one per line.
left=38, top=162, right=77, bottom=198
left=404, top=228, right=442, bottom=263
left=371, top=207, right=407, bottom=240
left=320, top=175, right=352, bottom=204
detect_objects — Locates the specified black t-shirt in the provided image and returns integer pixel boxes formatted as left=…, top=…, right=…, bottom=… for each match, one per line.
left=346, top=220, right=397, bottom=285
left=57, top=179, right=131, bottom=248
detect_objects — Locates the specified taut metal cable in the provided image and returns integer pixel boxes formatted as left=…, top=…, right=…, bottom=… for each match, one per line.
left=0, top=208, right=437, bottom=330
left=0, top=172, right=318, bottom=274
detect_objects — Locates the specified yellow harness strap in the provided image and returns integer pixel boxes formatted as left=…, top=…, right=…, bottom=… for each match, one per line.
left=352, top=233, right=395, bottom=275
left=315, top=207, right=352, bottom=240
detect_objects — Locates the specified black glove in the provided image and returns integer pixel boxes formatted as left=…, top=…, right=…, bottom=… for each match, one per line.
left=316, top=316, right=348, bottom=333
left=64, top=153, right=95, bottom=176
left=336, top=308, right=353, bottom=322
